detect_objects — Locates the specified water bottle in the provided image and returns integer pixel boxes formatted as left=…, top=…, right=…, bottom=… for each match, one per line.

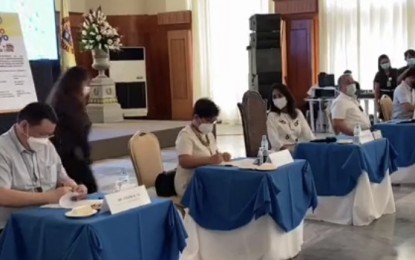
left=353, top=124, right=361, bottom=144
left=257, top=147, right=264, bottom=166
left=114, top=168, right=130, bottom=192
left=121, top=168, right=130, bottom=184
left=261, top=135, right=269, bottom=151
left=261, top=135, right=269, bottom=162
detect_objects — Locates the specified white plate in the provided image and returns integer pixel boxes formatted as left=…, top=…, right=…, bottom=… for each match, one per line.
left=256, top=163, right=277, bottom=171
left=337, top=139, right=353, bottom=144
left=237, top=164, right=257, bottom=170
left=65, top=209, right=98, bottom=218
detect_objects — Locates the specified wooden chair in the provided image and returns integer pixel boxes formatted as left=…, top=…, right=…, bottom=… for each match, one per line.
left=379, top=95, right=393, bottom=121
left=237, top=91, right=268, bottom=157
left=128, top=132, right=184, bottom=214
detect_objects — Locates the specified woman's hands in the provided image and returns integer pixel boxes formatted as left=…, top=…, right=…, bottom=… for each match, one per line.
left=222, top=152, right=232, bottom=162
left=209, top=152, right=232, bottom=165
left=209, top=154, right=224, bottom=164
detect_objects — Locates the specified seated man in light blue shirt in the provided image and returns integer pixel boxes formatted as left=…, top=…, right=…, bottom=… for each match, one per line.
left=0, top=103, right=88, bottom=230
left=392, top=68, right=415, bottom=120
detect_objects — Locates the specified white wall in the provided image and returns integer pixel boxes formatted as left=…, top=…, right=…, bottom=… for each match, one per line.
left=86, top=0, right=146, bottom=15
left=54, top=0, right=86, bottom=12
left=145, top=0, right=166, bottom=15
left=85, top=0, right=190, bottom=15
left=165, top=0, right=190, bottom=12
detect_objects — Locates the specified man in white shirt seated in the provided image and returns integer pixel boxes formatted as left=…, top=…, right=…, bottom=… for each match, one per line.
left=392, top=68, right=415, bottom=120
left=0, top=103, right=88, bottom=231
left=331, top=74, right=371, bottom=135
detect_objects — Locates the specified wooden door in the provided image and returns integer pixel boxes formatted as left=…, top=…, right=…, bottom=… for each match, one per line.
left=167, top=30, right=193, bottom=120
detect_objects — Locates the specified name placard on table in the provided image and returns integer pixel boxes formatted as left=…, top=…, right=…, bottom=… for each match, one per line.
left=269, top=149, right=294, bottom=168
left=358, top=130, right=375, bottom=144
left=103, top=185, right=151, bottom=215
left=372, top=130, right=383, bottom=140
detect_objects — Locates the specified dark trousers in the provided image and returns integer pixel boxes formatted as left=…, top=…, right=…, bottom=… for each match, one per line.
left=61, top=154, right=97, bottom=194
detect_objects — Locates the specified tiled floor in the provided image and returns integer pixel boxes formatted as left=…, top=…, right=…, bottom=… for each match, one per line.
left=92, top=124, right=415, bottom=260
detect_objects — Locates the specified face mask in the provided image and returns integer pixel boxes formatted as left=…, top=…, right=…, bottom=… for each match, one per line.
left=27, top=137, right=49, bottom=150
left=407, top=58, right=415, bottom=67
left=273, top=97, right=288, bottom=109
left=198, top=123, right=214, bottom=134
left=345, top=84, right=357, bottom=97
left=380, top=63, right=390, bottom=70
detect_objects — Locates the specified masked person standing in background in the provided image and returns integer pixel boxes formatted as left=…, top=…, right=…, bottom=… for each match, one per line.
left=47, top=67, right=97, bottom=193
left=331, top=74, right=371, bottom=136
left=373, top=54, right=399, bottom=119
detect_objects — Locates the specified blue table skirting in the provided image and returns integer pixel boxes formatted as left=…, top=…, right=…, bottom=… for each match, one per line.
left=373, top=123, right=415, bottom=167
left=182, top=160, right=318, bottom=232
left=294, top=139, right=397, bottom=196
left=0, top=199, right=187, bottom=260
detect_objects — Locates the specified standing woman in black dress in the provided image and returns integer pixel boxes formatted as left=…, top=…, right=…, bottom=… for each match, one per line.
left=373, top=54, right=398, bottom=119
left=47, top=66, right=97, bottom=193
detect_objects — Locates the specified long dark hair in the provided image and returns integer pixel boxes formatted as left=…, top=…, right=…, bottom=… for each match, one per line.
left=268, top=83, right=298, bottom=119
left=377, top=54, right=390, bottom=72
left=47, top=66, right=89, bottom=107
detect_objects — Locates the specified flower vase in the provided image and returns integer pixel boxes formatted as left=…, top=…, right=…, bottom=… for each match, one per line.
left=91, top=49, right=110, bottom=77
left=86, top=48, right=123, bottom=123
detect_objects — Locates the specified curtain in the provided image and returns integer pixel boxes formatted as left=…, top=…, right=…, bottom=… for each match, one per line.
left=192, top=0, right=271, bottom=124
left=320, top=0, right=415, bottom=90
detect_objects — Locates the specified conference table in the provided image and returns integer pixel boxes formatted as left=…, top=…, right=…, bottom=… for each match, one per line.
left=0, top=198, right=187, bottom=260
left=294, top=138, right=397, bottom=226
left=181, top=160, right=318, bottom=260
left=373, top=122, right=415, bottom=184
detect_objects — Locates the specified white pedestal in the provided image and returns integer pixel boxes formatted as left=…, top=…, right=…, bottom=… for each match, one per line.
left=86, top=74, right=123, bottom=123
left=87, top=103, right=123, bottom=123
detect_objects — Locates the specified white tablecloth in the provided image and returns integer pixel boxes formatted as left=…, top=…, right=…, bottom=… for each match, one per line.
left=390, top=164, right=415, bottom=184
left=182, top=214, right=303, bottom=260
left=307, top=171, right=395, bottom=226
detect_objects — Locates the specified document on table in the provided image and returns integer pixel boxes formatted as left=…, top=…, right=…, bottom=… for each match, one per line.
left=221, top=159, right=256, bottom=168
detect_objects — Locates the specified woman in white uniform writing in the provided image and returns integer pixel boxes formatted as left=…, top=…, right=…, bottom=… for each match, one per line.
left=174, top=98, right=231, bottom=197
left=267, top=83, right=315, bottom=151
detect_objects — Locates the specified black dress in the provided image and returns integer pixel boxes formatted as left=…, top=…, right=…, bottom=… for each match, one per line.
left=374, top=69, right=398, bottom=100
left=51, top=96, right=97, bottom=193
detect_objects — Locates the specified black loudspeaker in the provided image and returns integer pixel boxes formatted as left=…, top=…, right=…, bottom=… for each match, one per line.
left=249, top=32, right=280, bottom=49
left=248, top=14, right=282, bottom=100
left=29, top=60, right=57, bottom=102
left=250, top=72, right=283, bottom=86
left=248, top=48, right=282, bottom=74
left=250, top=83, right=274, bottom=101
left=249, top=72, right=282, bottom=99
left=250, top=14, right=281, bottom=32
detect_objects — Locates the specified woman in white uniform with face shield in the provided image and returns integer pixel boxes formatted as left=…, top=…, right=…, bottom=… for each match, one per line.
left=266, top=83, right=315, bottom=152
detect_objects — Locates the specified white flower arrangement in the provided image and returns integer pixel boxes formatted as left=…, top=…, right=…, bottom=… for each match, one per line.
left=80, top=6, right=122, bottom=52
